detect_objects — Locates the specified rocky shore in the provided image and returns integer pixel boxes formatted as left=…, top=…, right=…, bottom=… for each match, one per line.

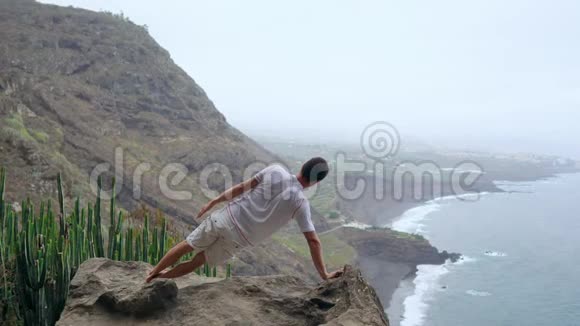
left=330, top=226, right=459, bottom=315
left=336, top=166, right=579, bottom=319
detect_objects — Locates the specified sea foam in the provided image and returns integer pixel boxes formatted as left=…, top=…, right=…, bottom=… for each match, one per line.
left=454, top=255, right=477, bottom=265
left=483, top=251, right=507, bottom=257
left=343, top=221, right=373, bottom=230
left=399, top=256, right=478, bottom=326
left=466, top=289, right=492, bottom=297
left=390, top=203, right=439, bottom=234
left=391, top=196, right=485, bottom=326
left=390, top=193, right=489, bottom=234
left=400, top=263, right=450, bottom=326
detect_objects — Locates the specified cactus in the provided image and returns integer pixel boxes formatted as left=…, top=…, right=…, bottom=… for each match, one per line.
left=159, top=219, right=166, bottom=262
left=56, top=174, right=66, bottom=237
left=114, top=212, right=123, bottom=260
left=0, top=167, right=5, bottom=224
left=204, top=263, right=210, bottom=277
left=107, top=177, right=116, bottom=259
left=151, top=226, right=158, bottom=264
left=15, top=208, right=50, bottom=325
left=94, top=176, right=104, bottom=257
left=0, top=237, right=6, bottom=292
left=135, top=233, right=142, bottom=262
left=142, top=215, right=149, bottom=262
left=0, top=169, right=225, bottom=325
left=86, top=205, right=94, bottom=258
left=125, top=228, right=133, bottom=261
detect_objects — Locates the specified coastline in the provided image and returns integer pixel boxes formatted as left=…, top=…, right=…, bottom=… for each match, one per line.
left=340, top=166, right=580, bottom=227
left=384, top=171, right=580, bottom=326
left=322, top=223, right=459, bottom=317
left=263, top=136, right=580, bottom=325
left=335, top=169, right=579, bottom=326
left=388, top=202, right=478, bottom=326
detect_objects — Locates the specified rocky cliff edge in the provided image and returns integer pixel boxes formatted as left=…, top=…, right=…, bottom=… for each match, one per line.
left=57, top=258, right=389, bottom=326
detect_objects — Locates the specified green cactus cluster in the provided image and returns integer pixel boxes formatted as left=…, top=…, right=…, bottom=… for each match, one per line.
left=0, top=168, right=231, bottom=326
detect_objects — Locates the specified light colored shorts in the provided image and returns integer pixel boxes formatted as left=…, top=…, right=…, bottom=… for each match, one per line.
left=185, top=207, right=247, bottom=265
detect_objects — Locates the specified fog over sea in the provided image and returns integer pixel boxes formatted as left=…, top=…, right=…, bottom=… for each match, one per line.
left=386, top=173, right=580, bottom=326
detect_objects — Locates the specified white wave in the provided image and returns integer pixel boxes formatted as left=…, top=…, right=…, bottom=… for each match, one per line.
left=494, top=179, right=540, bottom=192
left=457, top=191, right=489, bottom=201
left=343, top=221, right=373, bottom=230
left=466, top=290, right=492, bottom=297
left=390, top=192, right=490, bottom=235
left=441, top=168, right=486, bottom=174
left=400, top=263, right=450, bottom=326
left=431, top=192, right=489, bottom=203
left=484, top=251, right=507, bottom=257
left=399, top=257, right=476, bottom=326
left=429, top=194, right=461, bottom=202
left=454, top=255, right=477, bottom=265
left=391, top=199, right=485, bottom=325
left=390, top=203, right=440, bottom=234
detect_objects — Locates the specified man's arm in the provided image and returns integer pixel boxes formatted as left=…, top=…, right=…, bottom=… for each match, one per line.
left=303, top=231, right=342, bottom=280
left=196, top=176, right=259, bottom=219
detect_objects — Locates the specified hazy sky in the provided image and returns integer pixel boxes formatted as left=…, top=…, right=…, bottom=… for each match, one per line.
left=41, top=0, right=580, bottom=158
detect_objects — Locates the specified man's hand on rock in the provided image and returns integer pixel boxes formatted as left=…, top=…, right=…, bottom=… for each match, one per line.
left=146, top=270, right=165, bottom=283
left=324, top=270, right=343, bottom=280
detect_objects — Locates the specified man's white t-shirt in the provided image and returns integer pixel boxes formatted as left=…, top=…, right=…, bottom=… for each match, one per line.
left=226, top=164, right=315, bottom=246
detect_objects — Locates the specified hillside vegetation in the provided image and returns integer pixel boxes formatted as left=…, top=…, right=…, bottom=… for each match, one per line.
left=0, top=0, right=274, bottom=223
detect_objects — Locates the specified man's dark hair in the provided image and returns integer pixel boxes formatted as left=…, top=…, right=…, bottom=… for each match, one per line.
left=300, top=157, right=329, bottom=184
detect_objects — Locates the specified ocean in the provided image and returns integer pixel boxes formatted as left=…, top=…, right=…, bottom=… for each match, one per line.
left=386, top=173, right=580, bottom=326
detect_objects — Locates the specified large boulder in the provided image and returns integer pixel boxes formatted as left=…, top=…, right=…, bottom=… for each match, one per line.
left=57, top=258, right=389, bottom=326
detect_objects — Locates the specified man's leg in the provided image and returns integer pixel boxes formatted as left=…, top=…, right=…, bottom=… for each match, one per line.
left=157, top=251, right=206, bottom=280
left=146, top=241, right=193, bottom=282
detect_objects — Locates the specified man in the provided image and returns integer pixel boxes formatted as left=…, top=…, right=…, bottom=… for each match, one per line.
left=146, top=157, right=342, bottom=282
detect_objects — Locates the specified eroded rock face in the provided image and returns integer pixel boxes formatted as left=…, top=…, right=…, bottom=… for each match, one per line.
left=57, top=258, right=389, bottom=326
left=65, top=259, right=179, bottom=315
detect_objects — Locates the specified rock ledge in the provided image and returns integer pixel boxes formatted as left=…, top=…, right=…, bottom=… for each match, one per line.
left=57, top=258, right=389, bottom=326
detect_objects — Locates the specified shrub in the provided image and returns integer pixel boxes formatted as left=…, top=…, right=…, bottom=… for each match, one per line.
left=2, top=114, right=34, bottom=143
left=328, top=211, right=340, bottom=219
left=31, top=131, right=49, bottom=143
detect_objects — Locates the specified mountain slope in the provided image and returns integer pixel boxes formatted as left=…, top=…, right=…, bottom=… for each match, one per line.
left=0, top=0, right=275, bottom=223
